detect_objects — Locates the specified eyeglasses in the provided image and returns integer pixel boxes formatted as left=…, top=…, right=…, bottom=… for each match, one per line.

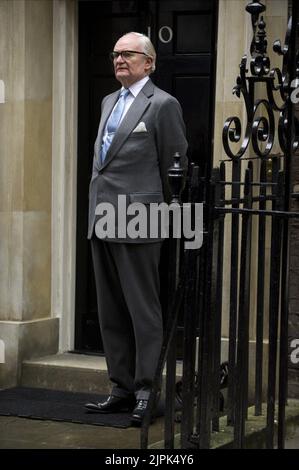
left=109, top=50, right=151, bottom=61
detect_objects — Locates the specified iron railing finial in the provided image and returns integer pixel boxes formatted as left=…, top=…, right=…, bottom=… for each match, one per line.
left=168, top=152, right=186, bottom=204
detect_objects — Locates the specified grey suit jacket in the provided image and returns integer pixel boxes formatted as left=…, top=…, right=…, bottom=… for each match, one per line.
left=88, top=78, right=188, bottom=241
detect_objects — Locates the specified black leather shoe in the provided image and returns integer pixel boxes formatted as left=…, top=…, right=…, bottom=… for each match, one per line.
left=84, top=395, right=136, bottom=414
left=131, top=399, right=154, bottom=426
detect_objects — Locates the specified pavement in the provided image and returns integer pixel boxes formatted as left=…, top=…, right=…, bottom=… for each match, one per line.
left=0, top=413, right=298, bottom=449
left=0, top=414, right=166, bottom=449
left=284, top=424, right=299, bottom=449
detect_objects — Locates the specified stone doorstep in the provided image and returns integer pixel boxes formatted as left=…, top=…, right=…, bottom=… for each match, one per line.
left=21, top=353, right=111, bottom=395
left=20, top=352, right=183, bottom=395
left=149, top=400, right=299, bottom=449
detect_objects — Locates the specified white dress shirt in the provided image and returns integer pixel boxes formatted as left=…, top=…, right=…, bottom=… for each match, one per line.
left=103, top=75, right=150, bottom=140
left=119, top=75, right=150, bottom=124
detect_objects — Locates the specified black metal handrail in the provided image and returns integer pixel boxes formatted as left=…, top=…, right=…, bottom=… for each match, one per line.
left=141, top=0, right=299, bottom=450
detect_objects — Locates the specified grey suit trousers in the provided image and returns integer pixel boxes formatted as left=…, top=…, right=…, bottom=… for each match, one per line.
left=91, top=237, right=163, bottom=399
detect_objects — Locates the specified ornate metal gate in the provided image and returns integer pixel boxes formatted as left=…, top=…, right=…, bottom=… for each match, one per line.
left=142, top=0, right=299, bottom=449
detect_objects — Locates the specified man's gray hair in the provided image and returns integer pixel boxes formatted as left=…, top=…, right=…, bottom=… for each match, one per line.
left=122, top=32, right=156, bottom=73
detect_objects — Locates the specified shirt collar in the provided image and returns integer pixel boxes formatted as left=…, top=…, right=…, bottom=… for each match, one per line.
left=122, top=76, right=150, bottom=98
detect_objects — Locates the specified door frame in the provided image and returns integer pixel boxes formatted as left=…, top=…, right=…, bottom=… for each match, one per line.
left=51, top=0, right=78, bottom=351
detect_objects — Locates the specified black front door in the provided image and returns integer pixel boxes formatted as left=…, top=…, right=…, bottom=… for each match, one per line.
left=75, top=0, right=218, bottom=353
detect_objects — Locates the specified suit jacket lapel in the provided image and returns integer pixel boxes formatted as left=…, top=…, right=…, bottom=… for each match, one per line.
left=100, top=79, right=154, bottom=171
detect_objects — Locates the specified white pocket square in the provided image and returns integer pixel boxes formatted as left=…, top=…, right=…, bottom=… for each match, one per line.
left=132, top=121, right=147, bottom=133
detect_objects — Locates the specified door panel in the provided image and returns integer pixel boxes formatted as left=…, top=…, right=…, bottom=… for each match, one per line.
left=176, top=14, right=212, bottom=53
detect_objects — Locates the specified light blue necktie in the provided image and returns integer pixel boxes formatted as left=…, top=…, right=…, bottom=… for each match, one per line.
left=100, top=88, right=130, bottom=163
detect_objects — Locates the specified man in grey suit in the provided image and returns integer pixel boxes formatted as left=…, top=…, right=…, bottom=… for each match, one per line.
left=85, top=32, right=188, bottom=425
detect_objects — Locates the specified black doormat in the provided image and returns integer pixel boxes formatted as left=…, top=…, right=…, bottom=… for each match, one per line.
left=0, top=387, right=132, bottom=428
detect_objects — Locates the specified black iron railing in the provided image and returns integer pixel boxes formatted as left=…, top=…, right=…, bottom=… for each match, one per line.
left=141, top=0, right=299, bottom=449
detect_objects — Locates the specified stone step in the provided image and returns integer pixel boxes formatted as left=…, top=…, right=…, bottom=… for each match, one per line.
left=21, top=352, right=182, bottom=395
left=21, top=353, right=111, bottom=394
